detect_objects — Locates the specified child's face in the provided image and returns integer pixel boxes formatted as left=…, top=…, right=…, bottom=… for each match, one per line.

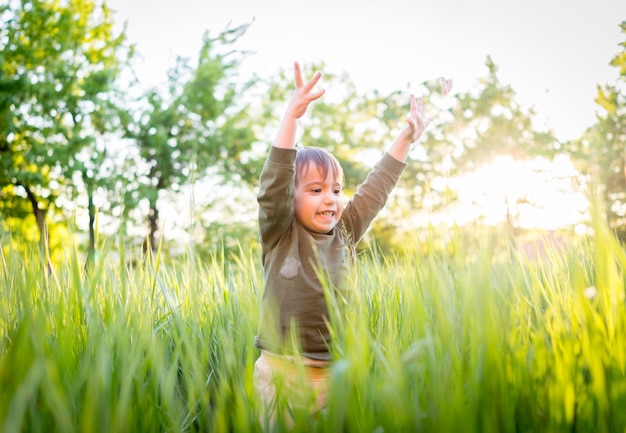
left=294, top=162, right=344, bottom=234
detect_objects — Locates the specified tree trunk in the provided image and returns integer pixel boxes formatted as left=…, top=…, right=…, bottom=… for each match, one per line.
left=86, top=182, right=96, bottom=269
left=20, top=184, right=47, bottom=248
left=144, top=194, right=159, bottom=254
left=19, top=183, right=50, bottom=272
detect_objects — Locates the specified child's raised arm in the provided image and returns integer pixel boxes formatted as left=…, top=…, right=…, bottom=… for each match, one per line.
left=386, top=94, right=431, bottom=162
left=273, top=62, right=325, bottom=149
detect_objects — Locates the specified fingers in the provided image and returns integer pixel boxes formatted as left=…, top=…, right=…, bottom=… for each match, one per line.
left=406, top=115, right=418, bottom=131
left=292, top=61, right=325, bottom=106
left=309, top=87, right=326, bottom=102
left=406, top=94, right=431, bottom=141
left=412, top=94, right=427, bottom=117
left=300, top=71, right=324, bottom=104
left=301, top=70, right=322, bottom=99
left=293, top=62, right=303, bottom=89
left=293, top=61, right=323, bottom=92
left=408, top=94, right=428, bottom=125
left=439, top=76, right=453, bottom=95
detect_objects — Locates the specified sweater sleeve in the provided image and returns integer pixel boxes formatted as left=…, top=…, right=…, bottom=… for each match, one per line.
left=257, top=146, right=297, bottom=252
left=340, top=152, right=406, bottom=244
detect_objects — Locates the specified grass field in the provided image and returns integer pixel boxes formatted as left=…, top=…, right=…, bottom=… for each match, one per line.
left=1, top=218, right=626, bottom=432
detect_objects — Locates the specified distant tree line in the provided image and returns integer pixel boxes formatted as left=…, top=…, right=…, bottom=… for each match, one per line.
left=1, top=0, right=624, bottom=263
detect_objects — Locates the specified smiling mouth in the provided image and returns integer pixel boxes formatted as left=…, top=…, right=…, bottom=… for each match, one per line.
left=318, top=211, right=335, bottom=217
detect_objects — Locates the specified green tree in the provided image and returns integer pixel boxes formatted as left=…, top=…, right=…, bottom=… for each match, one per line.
left=363, top=57, right=564, bottom=252
left=450, top=57, right=555, bottom=169
left=421, top=57, right=556, bottom=226
left=457, top=57, right=555, bottom=230
left=567, top=21, right=626, bottom=241
left=122, top=23, right=257, bottom=252
left=0, top=0, right=129, bottom=261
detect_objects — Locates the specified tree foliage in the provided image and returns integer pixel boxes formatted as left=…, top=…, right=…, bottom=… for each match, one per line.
left=0, top=0, right=129, bottom=259
left=120, top=22, right=258, bottom=252
left=566, top=20, right=626, bottom=241
left=383, top=56, right=558, bottom=236
left=1, top=5, right=623, bottom=258
left=446, top=56, right=557, bottom=171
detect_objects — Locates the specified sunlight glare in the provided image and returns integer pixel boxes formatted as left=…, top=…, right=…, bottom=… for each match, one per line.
left=445, top=155, right=588, bottom=229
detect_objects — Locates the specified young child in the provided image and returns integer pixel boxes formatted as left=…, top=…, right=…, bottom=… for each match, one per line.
left=253, top=61, right=435, bottom=427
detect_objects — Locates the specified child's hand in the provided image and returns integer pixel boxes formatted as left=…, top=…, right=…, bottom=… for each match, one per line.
left=405, top=94, right=430, bottom=143
left=287, top=62, right=325, bottom=119
left=440, top=77, right=453, bottom=96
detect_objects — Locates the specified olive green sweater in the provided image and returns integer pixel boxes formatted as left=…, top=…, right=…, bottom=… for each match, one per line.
left=254, top=146, right=406, bottom=360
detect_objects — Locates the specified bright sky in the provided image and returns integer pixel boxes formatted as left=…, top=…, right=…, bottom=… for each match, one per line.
left=105, top=0, right=625, bottom=231
left=107, top=0, right=625, bottom=142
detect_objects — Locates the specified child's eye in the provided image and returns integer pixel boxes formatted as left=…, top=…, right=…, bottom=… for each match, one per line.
left=334, top=189, right=341, bottom=194
left=312, top=188, right=322, bottom=193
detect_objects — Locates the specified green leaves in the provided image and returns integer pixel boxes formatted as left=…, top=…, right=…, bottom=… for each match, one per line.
left=565, top=20, right=626, bottom=241
left=0, top=0, right=130, bottom=254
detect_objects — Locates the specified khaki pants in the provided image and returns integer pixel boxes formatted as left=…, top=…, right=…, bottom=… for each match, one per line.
left=253, top=351, right=331, bottom=430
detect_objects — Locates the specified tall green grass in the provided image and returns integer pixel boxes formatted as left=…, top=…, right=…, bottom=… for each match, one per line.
left=0, top=240, right=262, bottom=432
left=1, top=220, right=625, bottom=432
